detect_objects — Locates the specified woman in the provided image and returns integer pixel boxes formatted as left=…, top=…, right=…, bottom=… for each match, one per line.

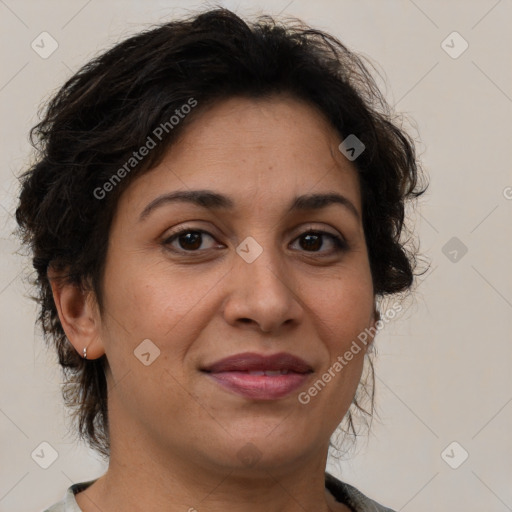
left=16, top=8, right=425, bottom=512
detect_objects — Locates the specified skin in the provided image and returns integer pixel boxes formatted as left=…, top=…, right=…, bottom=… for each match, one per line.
left=50, top=95, right=378, bottom=512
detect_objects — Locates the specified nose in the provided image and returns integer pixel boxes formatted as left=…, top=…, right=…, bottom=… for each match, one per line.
left=221, top=243, right=304, bottom=335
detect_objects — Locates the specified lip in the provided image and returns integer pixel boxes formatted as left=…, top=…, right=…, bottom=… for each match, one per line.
left=201, top=352, right=313, bottom=400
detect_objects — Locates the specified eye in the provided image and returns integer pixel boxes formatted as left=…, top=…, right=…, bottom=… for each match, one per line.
left=162, top=227, right=348, bottom=256
left=163, top=228, right=221, bottom=253
left=291, top=230, right=348, bottom=254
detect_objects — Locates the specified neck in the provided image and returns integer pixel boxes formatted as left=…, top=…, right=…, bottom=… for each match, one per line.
left=75, top=389, right=346, bottom=512
left=76, top=437, right=343, bottom=512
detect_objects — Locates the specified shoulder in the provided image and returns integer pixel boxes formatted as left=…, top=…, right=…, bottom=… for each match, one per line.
left=43, top=474, right=392, bottom=512
left=42, top=479, right=97, bottom=512
left=325, top=472, right=396, bottom=512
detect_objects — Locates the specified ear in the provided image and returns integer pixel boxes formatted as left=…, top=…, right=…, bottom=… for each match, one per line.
left=47, top=265, right=105, bottom=360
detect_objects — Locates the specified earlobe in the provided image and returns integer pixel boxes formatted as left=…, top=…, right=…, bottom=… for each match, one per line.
left=47, top=266, right=105, bottom=360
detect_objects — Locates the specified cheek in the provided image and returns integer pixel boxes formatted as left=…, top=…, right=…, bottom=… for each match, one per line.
left=99, top=258, right=212, bottom=422
left=98, top=255, right=227, bottom=398
left=310, top=270, right=374, bottom=345
left=304, top=269, right=374, bottom=402
left=101, top=255, right=212, bottom=338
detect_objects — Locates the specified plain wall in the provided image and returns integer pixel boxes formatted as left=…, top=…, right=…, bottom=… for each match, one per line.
left=1, top=0, right=511, bottom=510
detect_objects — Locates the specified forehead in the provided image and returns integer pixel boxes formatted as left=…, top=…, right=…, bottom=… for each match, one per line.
left=117, top=95, right=362, bottom=217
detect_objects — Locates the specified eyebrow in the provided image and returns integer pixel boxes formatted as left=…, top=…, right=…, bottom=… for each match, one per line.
left=138, top=189, right=360, bottom=222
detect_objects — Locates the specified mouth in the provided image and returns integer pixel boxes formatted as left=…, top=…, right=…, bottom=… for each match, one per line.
left=201, top=352, right=313, bottom=400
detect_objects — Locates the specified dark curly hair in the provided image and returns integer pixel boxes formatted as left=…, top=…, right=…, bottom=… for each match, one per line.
left=15, top=8, right=426, bottom=460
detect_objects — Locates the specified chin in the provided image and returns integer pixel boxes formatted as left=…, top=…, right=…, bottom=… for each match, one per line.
left=201, top=427, right=317, bottom=472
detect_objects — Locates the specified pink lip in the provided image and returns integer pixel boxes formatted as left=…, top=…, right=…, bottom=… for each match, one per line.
left=206, top=372, right=310, bottom=400
left=201, top=352, right=313, bottom=400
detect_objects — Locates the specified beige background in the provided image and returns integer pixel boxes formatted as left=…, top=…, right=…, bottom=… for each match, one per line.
left=1, top=0, right=511, bottom=510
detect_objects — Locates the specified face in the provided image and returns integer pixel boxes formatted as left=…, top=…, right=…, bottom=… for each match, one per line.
left=94, top=95, right=376, bottom=473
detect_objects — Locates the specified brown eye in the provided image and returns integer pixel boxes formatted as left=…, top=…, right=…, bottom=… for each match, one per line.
left=163, top=229, right=219, bottom=252
left=176, top=231, right=203, bottom=250
left=293, top=230, right=348, bottom=254
left=300, top=233, right=322, bottom=251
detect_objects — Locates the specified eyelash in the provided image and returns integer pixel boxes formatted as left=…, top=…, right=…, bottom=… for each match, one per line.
left=162, top=226, right=348, bottom=256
